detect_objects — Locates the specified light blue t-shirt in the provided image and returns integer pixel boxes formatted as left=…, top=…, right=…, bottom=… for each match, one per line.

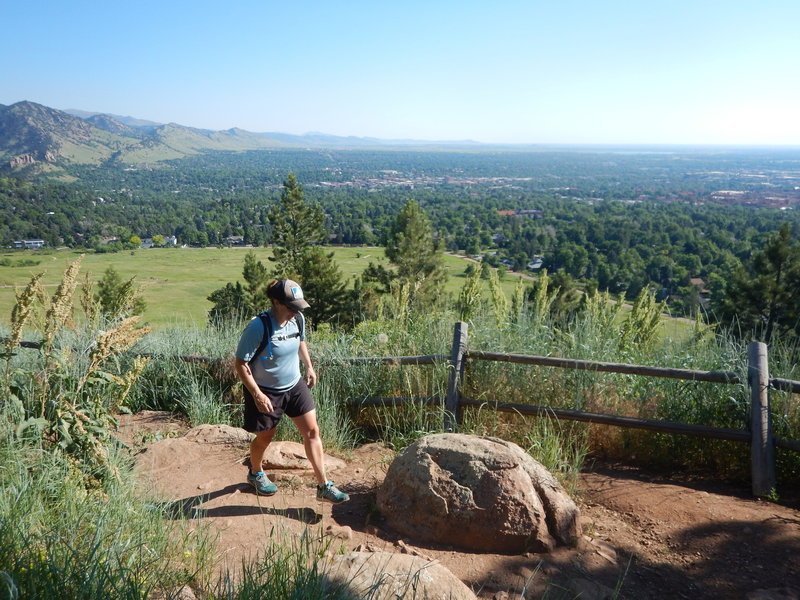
left=235, top=312, right=305, bottom=392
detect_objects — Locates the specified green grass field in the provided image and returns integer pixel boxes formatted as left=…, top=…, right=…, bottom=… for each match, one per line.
left=0, top=246, right=693, bottom=340
left=0, top=247, right=519, bottom=329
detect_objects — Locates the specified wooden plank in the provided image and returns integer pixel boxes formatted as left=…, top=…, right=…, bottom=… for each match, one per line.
left=459, top=397, right=752, bottom=442
left=351, top=397, right=800, bottom=450
left=336, top=355, right=445, bottom=366
left=354, top=396, right=441, bottom=407
left=466, top=351, right=742, bottom=384
left=445, top=322, right=468, bottom=431
left=770, top=377, right=800, bottom=394
left=749, top=341, right=776, bottom=497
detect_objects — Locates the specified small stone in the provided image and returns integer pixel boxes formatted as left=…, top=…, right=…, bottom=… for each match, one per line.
left=353, top=542, right=380, bottom=552
left=394, top=539, right=434, bottom=561
left=172, top=586, right=197, bottom=600
left=567, top=577, right=615, bottom=600
left=325, top=525, right=353, bottom=541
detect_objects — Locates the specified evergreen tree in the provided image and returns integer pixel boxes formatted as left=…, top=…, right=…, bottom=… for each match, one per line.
left=95, top=266, right=146, bottom=320
left=242, top=250, right=270, bottom=311
left=268, top=173, right=326, bottom=277
left=716, top=223, right=800, bottom=343
left=384, top=199, right=448, bottom=306
left=266, top=173, right=351, bottom=326
left=207, top=281, right=249, bottom=323
left=297, top=246, right=352, bottom=326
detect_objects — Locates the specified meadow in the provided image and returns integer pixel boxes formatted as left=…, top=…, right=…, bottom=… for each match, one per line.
left=0, top=246, right=694, bottom=342
left=0, top=246, right=486, bottom=328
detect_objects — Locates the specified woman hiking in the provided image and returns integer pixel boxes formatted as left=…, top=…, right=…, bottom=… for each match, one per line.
left=233, top=279, right=348, bottom=503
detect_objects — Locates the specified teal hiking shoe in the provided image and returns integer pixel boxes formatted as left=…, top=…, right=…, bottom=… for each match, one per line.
left=247, top=471, right=278, bottom=496
left=317, top=480, right=349, bottom=503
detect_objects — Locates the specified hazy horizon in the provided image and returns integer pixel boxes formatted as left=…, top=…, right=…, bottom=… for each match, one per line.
left=3, top=1, right=799, bottom=146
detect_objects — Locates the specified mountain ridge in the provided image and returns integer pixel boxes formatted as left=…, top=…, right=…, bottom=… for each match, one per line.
left=1, top=100, right=491, bottom=174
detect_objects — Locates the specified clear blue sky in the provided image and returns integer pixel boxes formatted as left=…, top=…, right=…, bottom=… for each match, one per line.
left=2, top=0, right=799, bottom=145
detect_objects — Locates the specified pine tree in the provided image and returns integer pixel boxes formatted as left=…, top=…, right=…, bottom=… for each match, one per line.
left=242, top=250, right=270, bottom=311
left=268, top=173, right=352, bottom=326
left=717, top=223, right=800, bottom=343
left=95, top=266, right=146, bottom=320
left=384, top=199, right=447, bottom=306
left=297, top=246, right=351, bottom=326
left=268, top=173, right=326, bottom=277
left=207, top=282, right=249, bottom=323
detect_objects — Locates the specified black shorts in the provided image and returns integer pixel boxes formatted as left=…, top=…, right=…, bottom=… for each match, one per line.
left=243, top=379, right=315, bottom=432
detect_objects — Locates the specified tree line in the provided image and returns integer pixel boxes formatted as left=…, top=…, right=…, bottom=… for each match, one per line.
left=203, top=174, right=800, bottom=347
left=3, top=147, right=800, bottom=327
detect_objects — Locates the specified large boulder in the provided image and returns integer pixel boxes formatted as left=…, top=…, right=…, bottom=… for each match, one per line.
left=323, top=552, right=476, bottom=600
left=261, top=440, right=346, bottom=473
left=376, top=433, right=580, bottom=553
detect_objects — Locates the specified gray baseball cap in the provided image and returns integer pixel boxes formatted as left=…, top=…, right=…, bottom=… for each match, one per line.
left=268, top=279, right=310, bottom=311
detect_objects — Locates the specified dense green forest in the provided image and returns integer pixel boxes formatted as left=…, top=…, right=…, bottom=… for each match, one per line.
left=3, top=147, right=800, bottom=319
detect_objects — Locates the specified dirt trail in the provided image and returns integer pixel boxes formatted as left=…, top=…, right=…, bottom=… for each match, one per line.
left=118, top=412, right=800, bottom=600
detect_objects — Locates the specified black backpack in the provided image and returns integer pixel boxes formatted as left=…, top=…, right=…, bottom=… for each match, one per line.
left=247, top=311, right=305, bottom=365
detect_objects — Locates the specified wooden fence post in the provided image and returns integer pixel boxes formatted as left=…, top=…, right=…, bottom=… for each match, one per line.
left=444, top=322, right=468, bottom=432
left=748, top=341, right=776, bottom=497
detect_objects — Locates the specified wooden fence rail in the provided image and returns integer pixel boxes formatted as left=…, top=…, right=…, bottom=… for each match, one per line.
left=443, top=323, right=799, bottom=497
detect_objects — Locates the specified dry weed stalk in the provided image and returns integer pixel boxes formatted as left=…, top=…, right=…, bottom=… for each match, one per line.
left=511, top=277, right=527, bottom=323
left=6, top=272, right=44, bottom=358
left=488, top=268, right=509, bottom=327
left=82, top=317, right=151, bottom=389
left=457, top=265, right=482, bottom=322
left=116, top=355, right=150, bottom=405
left=44, top=256, right=84, bottom=349
left=79, top=272, right=98, bottom=323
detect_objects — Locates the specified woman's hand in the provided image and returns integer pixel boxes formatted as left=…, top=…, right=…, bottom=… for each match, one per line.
left=254, top=389, right=274, bottom=414
left=306, top=366, right=317, bottom=389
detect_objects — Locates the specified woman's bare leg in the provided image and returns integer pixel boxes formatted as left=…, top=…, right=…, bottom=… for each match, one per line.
left=250, top=427, right=277, bottom=473
left=291, top=410, right=327, bottom=485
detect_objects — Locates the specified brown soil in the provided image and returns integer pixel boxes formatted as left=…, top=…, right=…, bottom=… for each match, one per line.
left=118, top=411, right=800, bottom=600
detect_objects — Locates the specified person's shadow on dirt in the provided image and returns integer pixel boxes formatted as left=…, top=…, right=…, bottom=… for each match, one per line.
left=154, top=484, right=322, bottom=524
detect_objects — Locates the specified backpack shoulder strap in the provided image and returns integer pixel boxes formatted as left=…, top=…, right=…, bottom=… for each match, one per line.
left=295, top=312, right=305, bottom=339
left=248, top=312, right=273, bottom=365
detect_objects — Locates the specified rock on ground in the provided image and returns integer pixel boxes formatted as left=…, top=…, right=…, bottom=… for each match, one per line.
left=323, top=551, right=477, bottom=600
left=377, top=433, right=580, bottom=553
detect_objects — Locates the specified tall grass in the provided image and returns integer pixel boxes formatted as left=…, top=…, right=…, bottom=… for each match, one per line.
left=212, top=531, right=350, bottom=600
left=0, top=447, right=214, bottom=599
left=0, top=262, right=214, bottom=599
left=135, top=289, right=799, bottom=485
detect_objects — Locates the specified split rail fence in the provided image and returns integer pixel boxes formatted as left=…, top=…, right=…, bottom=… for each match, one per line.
left=12, top=321, right=800, bottom=497
left=328, top=322, right=800, bottom=498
